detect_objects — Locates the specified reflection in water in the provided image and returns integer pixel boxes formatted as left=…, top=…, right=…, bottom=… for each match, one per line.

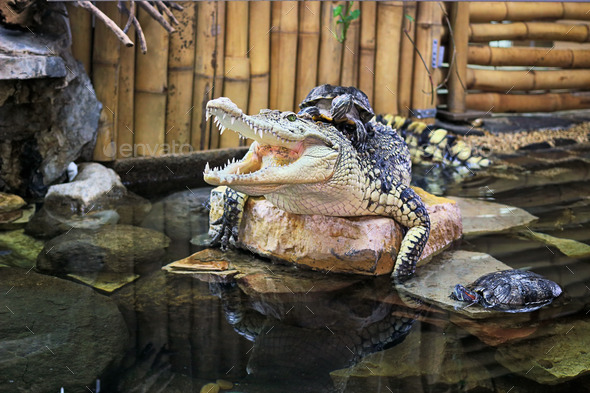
left=209, top=279, right=420, bottom=393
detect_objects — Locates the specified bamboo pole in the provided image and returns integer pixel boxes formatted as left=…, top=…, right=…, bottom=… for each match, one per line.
left=358, top=2, right=377, bottom=104
left=466, top=92, right=590, bottom=113
left=134, top=7, right=169, bottom=157
left=466, top=68, right=590, bottom=92
left=469, top=2, right=590, bottom=23
left=210, top=1, right=226, bottom=149
left=92, top=2, right=121, bottom=161
left=340, top=1, right=360, bottom=87
left=248, top=2, right=271, bottom=114
left=192, top=2, right=221, bottom=151
left=117, top=27, right=135, bottom=158
left=296, top=1, right=321, bottom=105
left=221, top=1, right=250, bottom=148
left=468, top=45, right=590, bottom=68
left=397, top=1, right=417, bottom=117
left=374, top=1, right=403, bottom=115
left=66, top=3, right=92, bottom=73
left=469, top=22, right=590, bottom=43
left=318, top=1, right=344, bottom=86
left=166, top=1, right=196, bottom=153
left=410, top=2, right=443, bottom=123
left=269, top=1, right=299, bottom=111
left=446, top=2, right=469, bottom=114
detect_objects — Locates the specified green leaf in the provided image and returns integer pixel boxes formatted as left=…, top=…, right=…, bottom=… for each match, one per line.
left=333, top=5, right=342, bottom=17
left=336, top=19, right=344, bottom=24
left=405, top=14, right=415, bottom=22
left=350, top=9, right=360, bottom=20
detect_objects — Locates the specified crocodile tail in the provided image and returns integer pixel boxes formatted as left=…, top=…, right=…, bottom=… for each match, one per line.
left=373, top=114, right=492, bottom=170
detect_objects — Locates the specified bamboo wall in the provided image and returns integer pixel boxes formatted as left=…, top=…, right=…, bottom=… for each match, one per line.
left=446, top=1, right=590, bottom=114
left=66, top=1, right=590, bottom=160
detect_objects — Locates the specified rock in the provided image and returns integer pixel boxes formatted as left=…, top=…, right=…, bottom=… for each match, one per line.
left=26, top=163, right=151, bottom=238
left=398, top=250, right=516, bottom=319
left=208, top=186, right=462, bottom=276
left=0, top=266, right=128, bottom=393
left=450, top=196, right=537, bottom=237
left=67, top=272, right=140, bottom=293
left=449, top=314, right=538, bottom=347
left=36, top=225, right=170, bottom=275
left=0, top=203, right=34, bottom=230
left=496, top=318, right=590, bottom=384
left=216, top=379, right=233, bottom=389
left=0, top=192, right=26, bottom=212
left=330, top=329, right=493, bottom=392
left=43, top=162, right=127, bottom=213
left=200, top=383, right=220, bottom=393
left=0, top=229, right=44, bottom=269
left=0, top=21, right=100, bottom=197
left=518, top=229, right=590, bottom=258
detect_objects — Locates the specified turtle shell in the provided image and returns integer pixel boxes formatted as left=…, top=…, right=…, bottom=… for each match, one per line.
left=466, top=270, right=562, bottom=313
left=299, top=84, right=374, bottom=122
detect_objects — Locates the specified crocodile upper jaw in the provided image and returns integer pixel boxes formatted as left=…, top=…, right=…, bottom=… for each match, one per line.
left=203, top=97, right=339, bottom=196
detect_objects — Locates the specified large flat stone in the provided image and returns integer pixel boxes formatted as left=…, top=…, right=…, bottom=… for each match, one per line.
left=209, top=186, right=462, bottom=276
left=450, top=196, right=537, bottom=237
left=0, top=53, right=66, bottom=80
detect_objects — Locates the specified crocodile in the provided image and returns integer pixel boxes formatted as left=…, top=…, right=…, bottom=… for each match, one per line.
left=203, top=97, right=430, bottom=281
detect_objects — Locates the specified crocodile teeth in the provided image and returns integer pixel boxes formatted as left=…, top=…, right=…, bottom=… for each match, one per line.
left=220, top=126, right=225, bottom=135
left=230, top=117, right=235, bottom=125
left=204, top=162, right=210, bottom=173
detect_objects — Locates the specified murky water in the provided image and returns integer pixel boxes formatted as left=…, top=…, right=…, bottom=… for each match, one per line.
left=2, top=149, right=590, bottom=393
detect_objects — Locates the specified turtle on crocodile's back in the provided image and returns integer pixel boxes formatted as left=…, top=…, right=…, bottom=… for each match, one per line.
left=451, top=269, right=562, bottom=313
left=298, top=84, right=375, bottom=150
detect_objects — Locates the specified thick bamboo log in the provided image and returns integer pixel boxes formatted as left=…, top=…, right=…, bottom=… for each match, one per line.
left=248, top=2, right=271, bottom=114
left=117, top=28, right=135, bottom=158
left=411, top=2, right=443, bottom=123
left=221, top=1, right=250, bottom=148
left=166, top=1, right=196, bottom=152
left=447, top=2, right=469, bottom=114
left=397, top=2, right=417, bottom=116
left=374, top=1, right=403, bottom=114
left=466, top=92, right=590, bottom=113
left=66, top=3, right=92, bottom=73
left=192, top=2, right=222, bottom=151
left=470, top=2, right=590, bottom=23
left=468, top=44, right=590, bottom=68
left=92, top=2, right=121, bottom=161
left=318, top=1, right=344, bottom=86
left=210, top=1, right=226, bottom=149
left=270, top=1, right=299, bottom=111
left=469, top=22, right=590, bottom=43
left=358, top=2, right=377, bottom=104
left=134, top=7, right=169, bottom=157
left=466, top=68, right=590, bottom=92
left=296, top=1, right=321, bottom=105
left=340, top=1, right=361, bottom=87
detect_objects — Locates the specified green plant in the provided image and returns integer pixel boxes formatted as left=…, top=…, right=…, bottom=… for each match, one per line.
left=332, top=2, right=360, bottom=44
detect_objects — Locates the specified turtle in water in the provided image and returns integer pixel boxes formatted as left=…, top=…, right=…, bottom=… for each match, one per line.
left=298, top=84, right=375, bottom=149
left=450, top=270, right=562, bottom=313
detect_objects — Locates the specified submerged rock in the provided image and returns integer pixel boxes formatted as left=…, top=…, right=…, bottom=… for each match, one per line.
left=450, top=196, right=537, bottom=237
left=208, top=186, right=462, bottom=276
left=0, top=266, right=128, bottom=393
left=0, top=229, right=44, bottom=269
left=518, top=229, right=590, bottom=258
left=331, top=329, right=494, bottom=392
left=496, top=319, right=590, bottom=384
left=26, top=163, right=151, bottom=238
left=36, top=225, right=170, bottom=275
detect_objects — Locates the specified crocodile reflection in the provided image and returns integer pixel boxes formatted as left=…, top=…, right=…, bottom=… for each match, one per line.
left=209, top=276, right=422, bottom=393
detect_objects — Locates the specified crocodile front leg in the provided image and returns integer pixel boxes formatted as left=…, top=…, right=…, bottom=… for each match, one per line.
left=374, top=184, right=430, bottom=282
left=209, top=187, right=248, bottom=250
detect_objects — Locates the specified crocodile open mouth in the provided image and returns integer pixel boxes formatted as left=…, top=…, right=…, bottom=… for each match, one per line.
left=203, top=97, right=338, bottom=194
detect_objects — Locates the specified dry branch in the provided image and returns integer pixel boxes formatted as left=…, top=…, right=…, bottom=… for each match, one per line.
left=137, top=1, right=174, bottom=33
left=75, top=0, right=133, bottom=47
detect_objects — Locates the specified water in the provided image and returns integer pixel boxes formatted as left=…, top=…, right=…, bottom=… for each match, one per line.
left=2, top=152, right=590, bottom=393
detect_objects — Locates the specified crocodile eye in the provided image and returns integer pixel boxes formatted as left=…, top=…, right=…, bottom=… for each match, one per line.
left=286, top=114, right=297, bottom=122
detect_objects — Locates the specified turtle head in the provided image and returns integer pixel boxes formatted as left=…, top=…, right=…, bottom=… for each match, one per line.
left=450, top=284, right=481, bottom=304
